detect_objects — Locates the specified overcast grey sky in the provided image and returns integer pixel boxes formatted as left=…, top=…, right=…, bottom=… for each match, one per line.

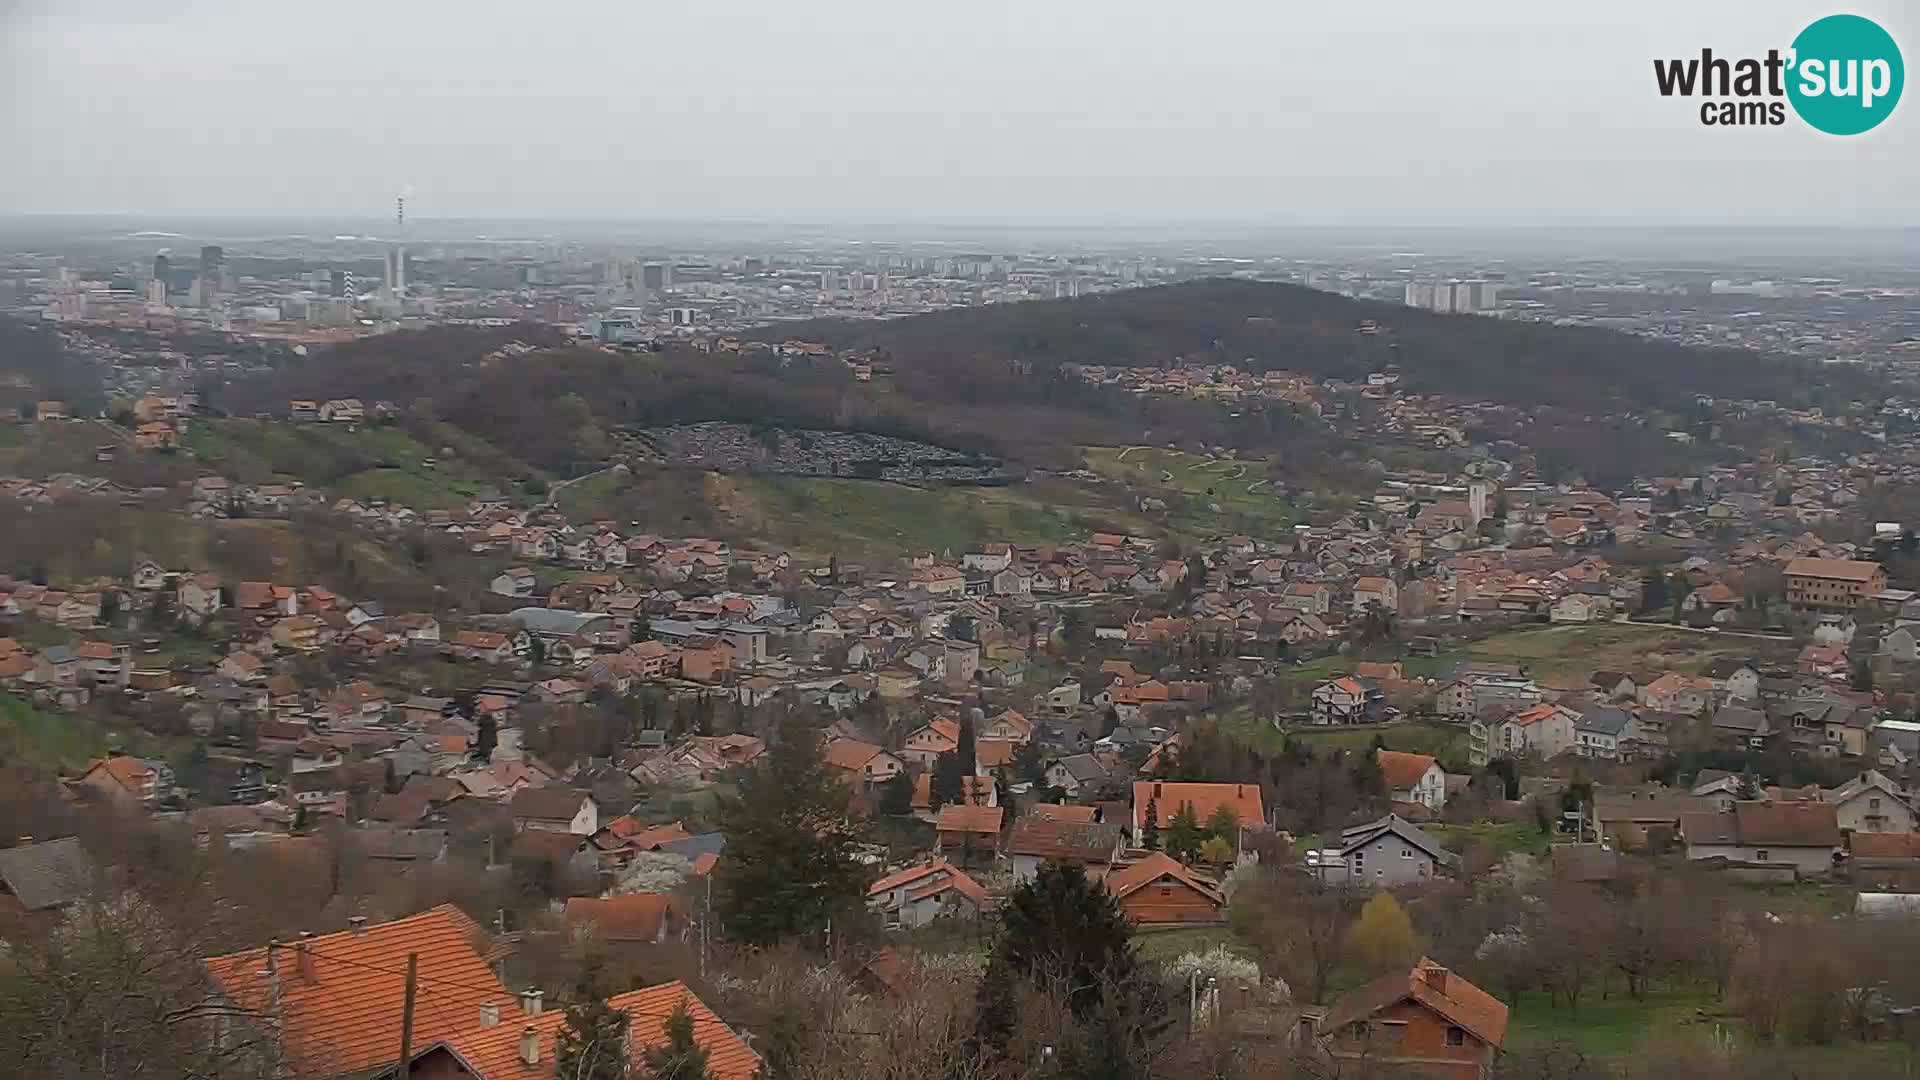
left=2, top=0, right=1914, bottom=224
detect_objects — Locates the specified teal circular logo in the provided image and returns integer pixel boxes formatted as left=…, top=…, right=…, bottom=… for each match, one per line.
left=1788, top=14, right=1903, bottom=135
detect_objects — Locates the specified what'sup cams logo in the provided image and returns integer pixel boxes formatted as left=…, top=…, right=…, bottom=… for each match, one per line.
left=1654, top=13, right=1903, bottom=133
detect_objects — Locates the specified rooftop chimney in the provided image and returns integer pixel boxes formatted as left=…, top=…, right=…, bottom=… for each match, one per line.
left=348, top=915, right=368, bottom=936
left=479, top=1003, right=501, bottom=1028
left=295, top=931, right=315, bottom=981
left=519, top=1027, right=540, bottom=1066
left=1419, top=963, right=1448, bottom=996
left=519, top=988, right=544, bottom=1016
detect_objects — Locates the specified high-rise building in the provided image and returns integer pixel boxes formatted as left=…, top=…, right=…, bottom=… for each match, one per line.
left=153, top=254, right=171, bottom=285
left=641, top=262, right=668, bottom=293
left=330, top=269, right=347, bottom=297
left=198, top=246, right=224, bottom=302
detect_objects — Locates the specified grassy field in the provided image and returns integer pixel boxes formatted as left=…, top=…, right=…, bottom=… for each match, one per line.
left=1503, top=986, right=1725, bottom=1057
left=1219, top=711, right=1471, bottom=770
left=184, top=419, right=528, bottom=510
left=1424, top=821, right=1552, bottom=858
left=1083, top=446, right=1294, bottom=539
left=0, top=693, right=105, bottom=772
left=1467, top=623, right=1770, bottom=682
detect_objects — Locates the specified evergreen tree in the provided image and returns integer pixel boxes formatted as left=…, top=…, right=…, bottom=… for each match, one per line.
left=1203, top=803, right=1240, bottom=842
left=1141, top=798, right=1160, bottom=850
left=1102, top=704, right=1121, bottom=737
left=1351, top=746, right=1386, bottom=798
left=556, top=948, right=630, bottom=1080
left=641, top=996, right=710, bottom=1080
left=972, top=861, right=1160, bottom=1062
left=474, top=714, right=498, bottom=761
left=713, top=708, right=868, bottom=947
left=957, top=712, right=978, bottom=777
left=1852, top=658, right=1875, bottom=692
left=931, top=751, right=966, bottom=811
left=880, top=770, right=915, bottom=817
left=1165, top=801, right=1204, bottom=862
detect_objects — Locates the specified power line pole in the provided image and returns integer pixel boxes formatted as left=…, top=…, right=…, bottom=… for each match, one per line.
left=397, top=952, right=419, bottom=1080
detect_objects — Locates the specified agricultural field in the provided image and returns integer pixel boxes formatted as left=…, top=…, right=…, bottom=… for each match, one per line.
left=1082, top=446, right=1295, bottom=538
left=183, top=419, right=540, bottom=510
left=1466, top=622, right=1780, bottom=682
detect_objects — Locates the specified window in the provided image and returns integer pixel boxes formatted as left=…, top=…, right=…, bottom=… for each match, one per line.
left=1401, top=847, right=1413, bottom=858
left=1447, top=1026, right=1466, bottom=1047
left=1756, top=849, right=1769, bottom=861
left=1871, top=797, right=1882, bottom=810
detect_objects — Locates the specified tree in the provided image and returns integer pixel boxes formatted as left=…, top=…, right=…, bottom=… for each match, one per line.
left=474, top=713, right=498, bottom=761
left=930, top=752, right=966, bottom=812
left=528, top=634, right=548, bottom=668
left=1102, top=705, right=1121, bottom=737
left=1165, top=802, right=1204, bottom=862
left=712, top=707, right=868, bottom=947
left=880, top=770, right=914, bottom=817
left=1640, top=569, right=1670, bottom=613
left=1203, top=803, right=1240, bottom=844
left=947, top=613, right=976, bottom=643
left=1851, top=658, right=1874, bottom=692
left=1485, top=756, right=1521, bottom=801
left=641, top=996, right=710, bottom=1080
left=1141, top=799, right=1161, bottom=850
left=555, top=947, right=631, bottom=1080
left=1230, top=871, right=1351, bottom=1005
left=1346, top=893, right=1422, bottom=979
left=973, top=860, right=1161, bottom=1066
left=1350, top=746, right=1385, bottom=799
left=1060, top=608, right=1089, bottom=647
left=1198, top=836, right=1234, bottom=867
left=957, top=711, right=978, bottom=777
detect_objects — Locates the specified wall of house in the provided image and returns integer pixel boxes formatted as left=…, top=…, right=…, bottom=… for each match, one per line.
left=1120, top=881, right=1224, bottom=925
left=1327, top=998, right=1492, bottom=1080
left=1686, top=842, right=1835, bottom=874
left=1836, top=795, right=1917, bottom=833
left=1346, top=835, right=1437, bottom=886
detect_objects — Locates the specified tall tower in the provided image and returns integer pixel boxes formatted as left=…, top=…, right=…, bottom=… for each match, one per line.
left=387, top=191, right=408, bottom=297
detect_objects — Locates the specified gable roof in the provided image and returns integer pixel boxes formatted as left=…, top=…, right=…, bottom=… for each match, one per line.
left=564, top=893, right=673, bottom=941
left=0, top=837, right=93, bottom=911
left=1102, top=852, right=1223, bottom=905
left=822, top=738, right=888, bottom=772
left=1337, top=815, right=1458, bottom=867
left=203, top=905, right=507, bottom=1077
left=935, top=804, right=1004, bottom=836
left=1376, top=751, right=1439, bottom=792
left=1576, top=708, right=1632, bottom=737
left=425, top=981, right=760, bottom=1080
left=1850, top=832, right=1920, bottom=859
left=1324, top=960, right=1510, bottom=1049
left=1131, top=781, right=1265, bottom=829
left=509, top=787, right=591, bottom=822
left=1681, top=801, right=1842, bottom=848
left=1006, top=816, right=1122, bottom=861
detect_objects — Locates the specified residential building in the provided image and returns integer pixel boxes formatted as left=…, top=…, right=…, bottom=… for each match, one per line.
left=1785, top=557, right=1886, bottom=611
left=1574, top=707, right=1631, bottom=760
left=866, top=860, right=990, bottom=929
left=1824, top=771, right=1916, bottom=833
left=1102, top=852, right=1226, bottom=926
left=1130, top=781, right=1265, bottom=846
left=1680, top=801, right=1842, bottom=873
left=1319, top=960, right=1509, bottom=1080
left=1311, top=677, right=1381, bottom=725
left=1004, top=815, right=1123, bottom=884
left=509, top=788, right=598, bottom=835
left=1379, top=750, right=1447, bottom=812
left=1317, top=815, right=1457, bottom=887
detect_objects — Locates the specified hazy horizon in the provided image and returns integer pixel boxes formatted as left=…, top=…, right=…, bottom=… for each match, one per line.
left=4, top=0, right=1915, bottom=227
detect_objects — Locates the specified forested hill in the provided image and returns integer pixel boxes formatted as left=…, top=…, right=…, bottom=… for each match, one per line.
left=762, top=278, right=1864, bottom=412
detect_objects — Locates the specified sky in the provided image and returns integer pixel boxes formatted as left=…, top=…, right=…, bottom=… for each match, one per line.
left=1, top=0, right=1915, bottom=225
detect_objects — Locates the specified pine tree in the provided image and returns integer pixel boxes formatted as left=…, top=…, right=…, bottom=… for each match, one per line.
left=931, top=751, right=966, bottom=811
left=1203, top=803, right=1240, bottom=842
left=713, top=707, right=868, bottom=947
left=641, top=996, right=710, bottom=1080
left=1165, top=801, right=1204, bottom=861
left=556, top=949, right=631, bottom=1080
left=1141, top=798, right=1161, bottom=850
left=957, top=712, right=978, bottom=777
left=880, top=770, right=915, bottom=816
left=972, top=860, right=1160, bottom=1062
left=474, top=714, right=498, bottom=761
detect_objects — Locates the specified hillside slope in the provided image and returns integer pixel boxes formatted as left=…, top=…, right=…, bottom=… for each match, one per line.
left=762, top=278, right=1861, bottom=412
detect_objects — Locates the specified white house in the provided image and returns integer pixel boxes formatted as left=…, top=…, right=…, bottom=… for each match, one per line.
left=1379, top=751, right=1447, bottom=812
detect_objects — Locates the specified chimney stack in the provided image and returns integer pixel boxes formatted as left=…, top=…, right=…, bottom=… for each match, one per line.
left=519, top=1027, right=541, bottom=1066
left=295, top=931, right=315, bottom=981
left=1419, top=963, right=1448, bottom=996
left=479, top=1003, right=501, bottom=1028
left=348, top=915, right=368, bottom=936
left=519, top=988, right=544, bottom=1016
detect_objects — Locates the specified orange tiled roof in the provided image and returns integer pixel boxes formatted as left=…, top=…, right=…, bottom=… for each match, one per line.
left=1132, top=782, right=1265, bottom=829
left=202, top=905, right=509, bottom=1076
left=434, top=981, right=759, bottom=1080
left=1377, top=750, right=1438, bottom=792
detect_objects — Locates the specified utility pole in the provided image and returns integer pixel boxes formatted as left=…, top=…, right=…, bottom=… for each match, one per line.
left=397, top=952, right=419, bottom=1080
